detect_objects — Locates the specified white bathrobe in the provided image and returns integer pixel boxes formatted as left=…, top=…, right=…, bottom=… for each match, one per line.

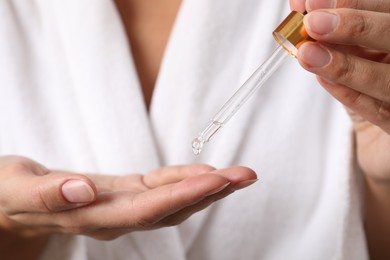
left=0, top=0, right=368, bottom=259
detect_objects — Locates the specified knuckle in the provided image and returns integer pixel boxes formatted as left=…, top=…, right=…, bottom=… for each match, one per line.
left=332, top=52, right=373, bottom=89
left=30, top=186, right=52, bottom=212
left=337, top=0, right=358, bottom=9
left=347, top=12, right=369, bottom=38
left=341, top=90, right=363, bottom=108
left=375, top=101, right=390, bottom=123
left=3, top=161, right=31, bottom=174
left=333, top=54, right=354, bottom=81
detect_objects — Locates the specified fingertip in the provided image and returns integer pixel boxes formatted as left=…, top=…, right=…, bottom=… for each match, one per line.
left=211, top=166, right=258, bottom=185
left=305, top=0, right=312, bottom=12
left=235, top=166, right=258, bottom=181
left=234, top=179, right=258, bottom=190
left=297, top=42, right=332, bottom=69
left=204, top=182, right=231, bottom=196
left=289, top=0, right=307, bottom=13
left=306, top=0, right=337, bottom=11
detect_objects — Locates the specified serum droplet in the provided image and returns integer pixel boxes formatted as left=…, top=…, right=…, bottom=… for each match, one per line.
left=192, top=138, right=204, bottom=155
left=191, top=121, right=223, bottom=155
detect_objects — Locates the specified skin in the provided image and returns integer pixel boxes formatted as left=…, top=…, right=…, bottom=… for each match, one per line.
left=290, top=0, right=390, bottom=259
left=0, top=157, right=257, bottom=259
left=114, top=0, right=182, bottom=108
left=0, top=1, right=257, bottom=258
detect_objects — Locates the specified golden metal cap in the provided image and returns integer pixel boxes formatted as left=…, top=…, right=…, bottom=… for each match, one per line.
left=273, top=11, right=311, bottom=58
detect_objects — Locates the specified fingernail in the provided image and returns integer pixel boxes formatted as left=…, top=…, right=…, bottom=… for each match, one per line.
left=62, top=180, right=95, bottom=203
left=299, top=43, right=332, bottom=68
left=305, top=11, right=339, bottom=35
left=205, top=182, right=230, bottom=196
left=307, top=0, right=336, bottom=10
left=235, top=179, right=258, bottom=190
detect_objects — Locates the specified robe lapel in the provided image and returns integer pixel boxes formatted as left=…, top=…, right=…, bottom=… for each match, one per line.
left=37, top=2, right=186, bottom=258
left=44, top=0, right=161, bottom=173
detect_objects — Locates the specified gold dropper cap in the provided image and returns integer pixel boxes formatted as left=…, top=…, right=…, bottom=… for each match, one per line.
left=273, top=11, right=311, bottom=58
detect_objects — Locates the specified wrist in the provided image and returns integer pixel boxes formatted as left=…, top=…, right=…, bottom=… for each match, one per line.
left=364, top=174, right=390, bottom=260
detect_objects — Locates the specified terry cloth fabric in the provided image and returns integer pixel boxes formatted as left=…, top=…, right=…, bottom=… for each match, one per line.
left=0, top=0, right=368, bottom=259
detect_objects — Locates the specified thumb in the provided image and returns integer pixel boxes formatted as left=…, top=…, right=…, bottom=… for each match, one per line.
left=2, top=172, right=97, bottom=214
left=38, top=172, right=97, bottom=212
left=0, top=157, right=98, bottom=215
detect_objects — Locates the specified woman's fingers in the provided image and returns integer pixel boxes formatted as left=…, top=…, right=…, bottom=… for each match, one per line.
left=158, top=168, right=258, bottom=228
left=142, top=164, right=216, bottom=189
left=35, top=167, right=256, bottom=230
left=316, top=76, right=390, bottom=133
left=88, top=164, right=216, bottom=193
left=291, top=0, right=390, bottom=134
left=85, top=166, right=256, bottom=230
left=2, top=159, right=257, bottom=240
left=142, top=165, right=256, bottom=189
left=42, top=173, right=232, bottom=230
left=157, top=183, right=236, bottom=228
left=129, top=173, right=232, bottom=228
left=304, top=9, right=390, bottom=52
left=297, top=42, right=390, bottom=103
left=306, top=0, right=390, bottom=13
left=212, top=166, right=257, bottom=188
left=289, top=0, right=306, bottom=13
left=89, top=164, right=254, bottom=194
left=90, top=180, right=244, bottom=240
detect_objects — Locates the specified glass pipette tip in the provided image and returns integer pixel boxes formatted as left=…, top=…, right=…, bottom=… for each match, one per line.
left=192, top=10, right=310, bottom=155
left=192, top=45, right=289, bottom=155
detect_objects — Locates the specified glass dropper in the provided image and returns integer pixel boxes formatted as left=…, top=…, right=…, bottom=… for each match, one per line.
left=192, top=11, right=311, bottom=155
